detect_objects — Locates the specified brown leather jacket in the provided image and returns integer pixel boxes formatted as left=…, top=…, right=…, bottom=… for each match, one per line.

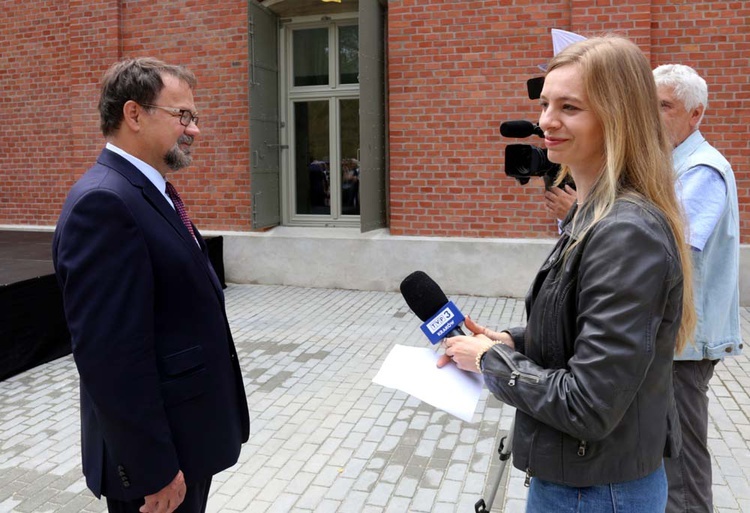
left=482, top=196, right=683, bottom=487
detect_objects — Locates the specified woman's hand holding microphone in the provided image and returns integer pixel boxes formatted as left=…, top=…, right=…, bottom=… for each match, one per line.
left=437, top=317, right=514, bottom=373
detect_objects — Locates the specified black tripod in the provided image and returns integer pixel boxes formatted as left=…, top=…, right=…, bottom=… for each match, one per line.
left=474, top=421, right=514, bottom=513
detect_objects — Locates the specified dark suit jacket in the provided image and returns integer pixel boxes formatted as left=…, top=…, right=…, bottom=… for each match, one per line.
left=53, top=148, right=250, bottom=500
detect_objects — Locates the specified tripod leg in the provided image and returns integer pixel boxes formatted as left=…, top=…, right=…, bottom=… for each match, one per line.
left=475, top=418, right=514, bottom=512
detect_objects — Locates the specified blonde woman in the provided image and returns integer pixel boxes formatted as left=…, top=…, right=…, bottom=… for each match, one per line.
left=441, top=36, right=694, bottom=512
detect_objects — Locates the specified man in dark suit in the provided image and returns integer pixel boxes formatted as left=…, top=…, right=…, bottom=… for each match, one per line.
left=53, top=58, right=249, bottom=513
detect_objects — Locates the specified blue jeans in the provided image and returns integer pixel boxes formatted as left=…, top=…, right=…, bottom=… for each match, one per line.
left=526, top=464, right=667, bottom=513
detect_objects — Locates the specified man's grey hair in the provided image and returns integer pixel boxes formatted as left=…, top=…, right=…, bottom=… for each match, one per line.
left=98, top=57, right=197, bottom=137
left=653, top=64, right=708, bottom=126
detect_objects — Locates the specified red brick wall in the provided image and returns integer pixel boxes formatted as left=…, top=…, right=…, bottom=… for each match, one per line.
left=1, top=1, right=748, bottom=241
left=388, top=0, right=571, bottom=238
left=119, top=1, right=252, bottom=229
left=0, top=0, right=250, bottom=230
left=0, top=0, right=114, bottom=225
left=651, top=0, right=750, bottom=242
left=388, top=0, right=750, bottom=241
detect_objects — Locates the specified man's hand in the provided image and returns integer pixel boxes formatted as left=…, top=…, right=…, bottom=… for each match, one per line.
left=544, top=184, right=577, bottom=220
left=139, top=470, right=186, bottom=513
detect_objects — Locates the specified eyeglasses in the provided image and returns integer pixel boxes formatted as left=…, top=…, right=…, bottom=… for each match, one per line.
left=141, top=104, right=199, bottom=127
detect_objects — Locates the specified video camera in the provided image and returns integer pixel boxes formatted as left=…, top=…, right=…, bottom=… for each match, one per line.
left=500, top=77, right=561, bottom=188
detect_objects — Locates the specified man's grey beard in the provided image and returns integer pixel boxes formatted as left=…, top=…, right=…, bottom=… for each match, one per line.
left=164, top=135, right=194, bottom=171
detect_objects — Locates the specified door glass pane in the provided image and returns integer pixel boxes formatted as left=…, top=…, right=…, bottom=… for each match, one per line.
left=293, top=28, right=329, bottom=87
left=294, top=101, right=330, bottom=215
left=340, top=99, right=360, bottom=216
left=339, top=25, right=359, bottom=84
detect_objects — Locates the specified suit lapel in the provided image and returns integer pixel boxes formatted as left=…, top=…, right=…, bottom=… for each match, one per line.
left=97, top=149, right=224, bottom=298
left=97, top=150, right=187, bottom=240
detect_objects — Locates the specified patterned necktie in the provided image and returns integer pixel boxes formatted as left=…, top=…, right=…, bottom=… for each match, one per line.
left=165, top=181, right=196, bottom=240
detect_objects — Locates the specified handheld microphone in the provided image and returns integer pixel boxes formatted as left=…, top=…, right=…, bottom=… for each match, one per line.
left=399, top=271, right=466, bottom=345
left=499, top=120, right=544, bottom=139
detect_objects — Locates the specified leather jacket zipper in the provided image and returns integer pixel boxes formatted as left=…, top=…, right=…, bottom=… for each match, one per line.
left=578, top=440, right=587, bottom=456
left=494, top=350, right=541, bottom=387
left=524, top=468, right=532, bottom=487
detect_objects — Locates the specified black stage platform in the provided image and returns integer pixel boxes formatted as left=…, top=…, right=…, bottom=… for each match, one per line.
left=0, top=230, right=68, bottom=381
left=0, top=230, right=225, bottom=382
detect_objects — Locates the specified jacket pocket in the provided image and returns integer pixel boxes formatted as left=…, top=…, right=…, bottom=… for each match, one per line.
left=160, top=346, right=206, bottom=406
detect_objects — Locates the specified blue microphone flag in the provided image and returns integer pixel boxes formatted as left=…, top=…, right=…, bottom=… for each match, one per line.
left=420, top=300, right=465, bottom=345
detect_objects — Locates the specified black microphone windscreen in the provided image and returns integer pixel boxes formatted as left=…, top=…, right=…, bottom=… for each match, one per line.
left=399, top=271, right=450, bottom=322
left=500, top=120, right=537, bottom=138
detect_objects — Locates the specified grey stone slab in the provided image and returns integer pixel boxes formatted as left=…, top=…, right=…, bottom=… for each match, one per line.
left=0, top=286, right=747, bottom=512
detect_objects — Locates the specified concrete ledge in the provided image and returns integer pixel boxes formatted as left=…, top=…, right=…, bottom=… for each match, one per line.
left=220, top=227, right=750, bottom=306
left=742, top=245, right=750, bottom=308
left=6, top=225, right=750, bottom=305
left=221, top=227, right=553, bottom=297
left=221, top=227, right=548, bottom=298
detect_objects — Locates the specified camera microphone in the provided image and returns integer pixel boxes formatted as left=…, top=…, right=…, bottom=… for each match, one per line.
left=400, top=271, right=466, bottom=345
left=499, top=120, right=544, bottom=139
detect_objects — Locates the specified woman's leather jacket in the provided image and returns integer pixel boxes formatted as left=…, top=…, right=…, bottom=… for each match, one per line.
left=482, top=197, right=683, bottom=487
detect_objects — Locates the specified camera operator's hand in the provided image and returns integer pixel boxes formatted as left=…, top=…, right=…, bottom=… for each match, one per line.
left=544, top=184, right=577, bottom=220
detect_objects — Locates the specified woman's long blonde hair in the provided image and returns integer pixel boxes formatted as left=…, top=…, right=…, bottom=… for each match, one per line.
left=549, top=36, right=695, bottom=353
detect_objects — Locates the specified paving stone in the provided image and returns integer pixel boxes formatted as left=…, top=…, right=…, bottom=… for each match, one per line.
left=0, top=285, right=747, bottom=512
left=384, top=495, right=411, bottom=513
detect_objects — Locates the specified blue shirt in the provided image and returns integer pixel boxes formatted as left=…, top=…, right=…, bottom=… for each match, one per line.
left=675, top=164, right=726, bottom=251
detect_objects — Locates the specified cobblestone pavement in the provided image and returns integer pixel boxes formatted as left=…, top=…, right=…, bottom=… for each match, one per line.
left=0, top=284, right=748, bottom=512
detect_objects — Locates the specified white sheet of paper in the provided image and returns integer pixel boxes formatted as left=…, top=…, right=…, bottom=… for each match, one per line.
left=372, top=344, right=483, bottom=422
